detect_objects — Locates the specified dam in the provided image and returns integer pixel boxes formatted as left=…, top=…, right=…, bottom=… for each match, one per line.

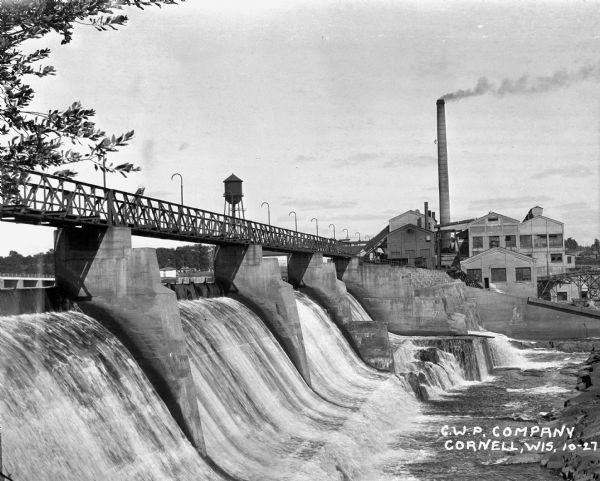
left=0, top=172, right=598, bottom=480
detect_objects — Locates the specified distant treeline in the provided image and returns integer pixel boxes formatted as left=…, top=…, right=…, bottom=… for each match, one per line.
left=0, top=244, right=214, bottom=275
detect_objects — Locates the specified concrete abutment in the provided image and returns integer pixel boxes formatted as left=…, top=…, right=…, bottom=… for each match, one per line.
left=214, top=244, right=312, bottom=386
left=289, top=253, right=394, bottom=371
left=54, top=226, right=206, bottom=455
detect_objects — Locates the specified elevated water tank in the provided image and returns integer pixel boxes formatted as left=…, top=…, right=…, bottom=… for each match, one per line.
left=223, top=174, right=243, bottom=205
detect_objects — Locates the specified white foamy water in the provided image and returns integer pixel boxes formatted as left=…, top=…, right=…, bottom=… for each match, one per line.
left=347, top=293, right=372, bottom=322
left=180, top=295, right=424, bottom=481
left=486, top=332, right=569, bottom=369
left=506, top=385, right=571, bottom=395
left=0, top=311, right=219, bottom=481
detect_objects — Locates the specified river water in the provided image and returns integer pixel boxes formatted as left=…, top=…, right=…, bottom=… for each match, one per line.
left=0, top=293, right=587, bottom=481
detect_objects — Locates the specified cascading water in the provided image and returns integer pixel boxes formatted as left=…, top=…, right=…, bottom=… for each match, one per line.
left=0, top=311, right=220, bottom=481
left=346, top=293, right=372, bottom=322
left=180, top=296, right=424, bottom=481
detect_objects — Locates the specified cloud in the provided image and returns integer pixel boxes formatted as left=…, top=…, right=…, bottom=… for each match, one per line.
left=279, top=198, right=358, bottom=210
left=467, top=195, right=552, bottom=211
left=178, top=142, right=190, bottom=151
left=333, top=152, right=385, bottom=166
left=532, top=165, right=593, bottom=179
left=294, top=154, right=318, bottom=163
left=554, top=201, right=590, bottom=211
left=141, top=138, right=155, bottom=168
left=382, top=155, right=435, bottom=168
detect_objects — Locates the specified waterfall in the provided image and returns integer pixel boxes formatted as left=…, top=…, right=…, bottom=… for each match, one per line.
left=180, top=296, right=422, bottom=481
left=346, top=293, right=372, bottom=322
left=0, top=311, right=219, bottom=481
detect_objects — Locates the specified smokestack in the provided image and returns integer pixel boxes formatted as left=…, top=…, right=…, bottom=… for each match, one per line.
left=436, top=99, right=451, bottom=227
left=424, top=201, right=429, bottom=231
left=436, top=99, right=451, bottom=250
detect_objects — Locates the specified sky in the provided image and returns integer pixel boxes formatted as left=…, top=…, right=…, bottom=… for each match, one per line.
left=1, top=0, right=599, bottom=255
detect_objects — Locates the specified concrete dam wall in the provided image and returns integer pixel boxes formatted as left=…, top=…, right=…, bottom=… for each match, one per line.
left=337, top=258, right=481, bottom=335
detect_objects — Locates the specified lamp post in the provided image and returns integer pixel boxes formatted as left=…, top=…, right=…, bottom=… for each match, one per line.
left=311, top=217, right=319, bottom=236
left=289, top=211, right=297, bottom=231
left=329, top=223, right=336, bottom=240
left=355, top=231, right=361, bottom=242
left=342, top=228, right=349, bottom=240
left=261, top=201, right=271, bottom=225
left=170, top=173, right=184, bottom=205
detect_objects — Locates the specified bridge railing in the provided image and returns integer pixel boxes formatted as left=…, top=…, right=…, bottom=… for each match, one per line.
left=0, top=170, right=352, bottom=257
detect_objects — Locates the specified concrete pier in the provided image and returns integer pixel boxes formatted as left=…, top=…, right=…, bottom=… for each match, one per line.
left=54, top=226, right=205, bottom=454
left=214, top=244, right=312, bottom=385
left=289, top=253, right=394, bottom=371
left=336, top=258, right=478, bottom=335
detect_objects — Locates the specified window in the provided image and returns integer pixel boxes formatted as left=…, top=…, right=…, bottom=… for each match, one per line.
left=425, top=235, right=431, bottom=242
left=491, top=268, right=507, bottom=282
left=488, top=217, right=499, bottom=222
left=567, top=256, right=572, bottom=264
left=520, top=235, right=532, bottom=248
left=557, top=292, right=568, bottom=302
left=534, top=234, right=547, bottom=248
left=549, top=234, right=563, bottom=248
left=472, top=236, right=483, bottom=248
left=489, top=236, right=500, bottom=248
left=515, top=267, right=531, bottom=282
left=505, top=235, right=516, bottom=248
left=551, top=253, right=563, bottom=263
left=467, top=269, right=482, bottom=283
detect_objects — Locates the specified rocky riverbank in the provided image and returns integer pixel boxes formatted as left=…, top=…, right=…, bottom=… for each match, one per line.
left=542, top=349, right=600, bottom=480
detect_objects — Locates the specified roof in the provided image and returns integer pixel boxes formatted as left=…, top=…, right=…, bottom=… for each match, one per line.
left=389, top=210, right=421, bottom=222
left=392, top=223, right=432, bottom=234
left=224, top=173, right=242, bottom=182
left=160, top=266, right=177, bottom=271
left=460, top=246, right=537, bottom=265
left=520, top=214, right=563, bottom=226
left=469, top=211, right=520, bottom=226
left=437, top=218, right=477, bottom=231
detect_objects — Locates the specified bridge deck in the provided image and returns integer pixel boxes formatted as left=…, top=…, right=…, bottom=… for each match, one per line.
left=0, top=170, right=352, bottom=258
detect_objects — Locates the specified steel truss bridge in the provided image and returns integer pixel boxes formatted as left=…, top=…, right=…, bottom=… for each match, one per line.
left=0, top=170, right=352, bottom=258
left=538, top=268, right=600, bottom=300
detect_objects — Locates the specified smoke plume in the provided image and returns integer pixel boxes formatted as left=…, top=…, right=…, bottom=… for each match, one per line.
left=441, top=62, right=600, bottom=102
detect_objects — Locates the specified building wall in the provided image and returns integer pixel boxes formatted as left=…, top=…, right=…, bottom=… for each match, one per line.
left=389, top=211, right=436, bottom=232
left=386, top=226, right=435, bottom=268
left=461, top=249, right=537, bottom=297
left=468, top=212, right=567, bottom=277
left=517, top=217, right=566, bottom=276
left=468, top=214, right=519, bottom=257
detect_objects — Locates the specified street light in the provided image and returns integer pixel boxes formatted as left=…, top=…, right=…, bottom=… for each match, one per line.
left=355, top=232, right=361, bottom=241
left=289, top=211, right=298, bottom=231
left=171, top=173, right=184, bottom=205
left=261, top=201, right=271, bottom=225
left=329, top=223, right=336, bottom=240
left=342, top=228, right=349, bottom=240
left=311, top=217, right=319, bottom=236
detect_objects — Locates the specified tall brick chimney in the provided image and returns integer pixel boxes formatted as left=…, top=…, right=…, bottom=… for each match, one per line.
left=437, top=99, right=451, bottom=248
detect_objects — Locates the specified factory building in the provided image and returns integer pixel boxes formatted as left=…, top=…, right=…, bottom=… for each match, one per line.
left=460, top=247, right=537, bottom=297
left=463, top=207, right=569, bottom=278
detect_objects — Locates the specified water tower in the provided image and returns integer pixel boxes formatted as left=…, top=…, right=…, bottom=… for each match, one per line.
left=223, top=174, right=245, bottom=219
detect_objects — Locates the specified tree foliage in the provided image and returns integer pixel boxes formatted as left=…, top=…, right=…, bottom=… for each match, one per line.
left=565, top=237, right=578, bottom=250
left=155, top=244, right=213, bottom=271
left=0, top=0, right=180, bottom=194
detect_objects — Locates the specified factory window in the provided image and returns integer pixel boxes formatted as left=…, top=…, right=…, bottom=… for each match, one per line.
left=549, top=234, right=563, bottom=248
left=426, top=235, right=431, bottom=242
left=491, top=268, right=506, bottom=282
left=472, top=236, right=483, bottom=248
left=557, top=292, right=568, bottom=302
left=467, top=269, right=482, bottom=283
left=567, top=256, right=572, bottom=264
left=515, top=267, right=531, bottom=282
left=488, top=217, right=499, bottom=222
left=489, top=236, right=500, bottom=248
left=520, top=235, right=532, bottom=248
left=551, top=253, right=563, bottom=263
left=534, top=234, right=547, bottom=248
left=505, top=235, right=516, bottom=248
